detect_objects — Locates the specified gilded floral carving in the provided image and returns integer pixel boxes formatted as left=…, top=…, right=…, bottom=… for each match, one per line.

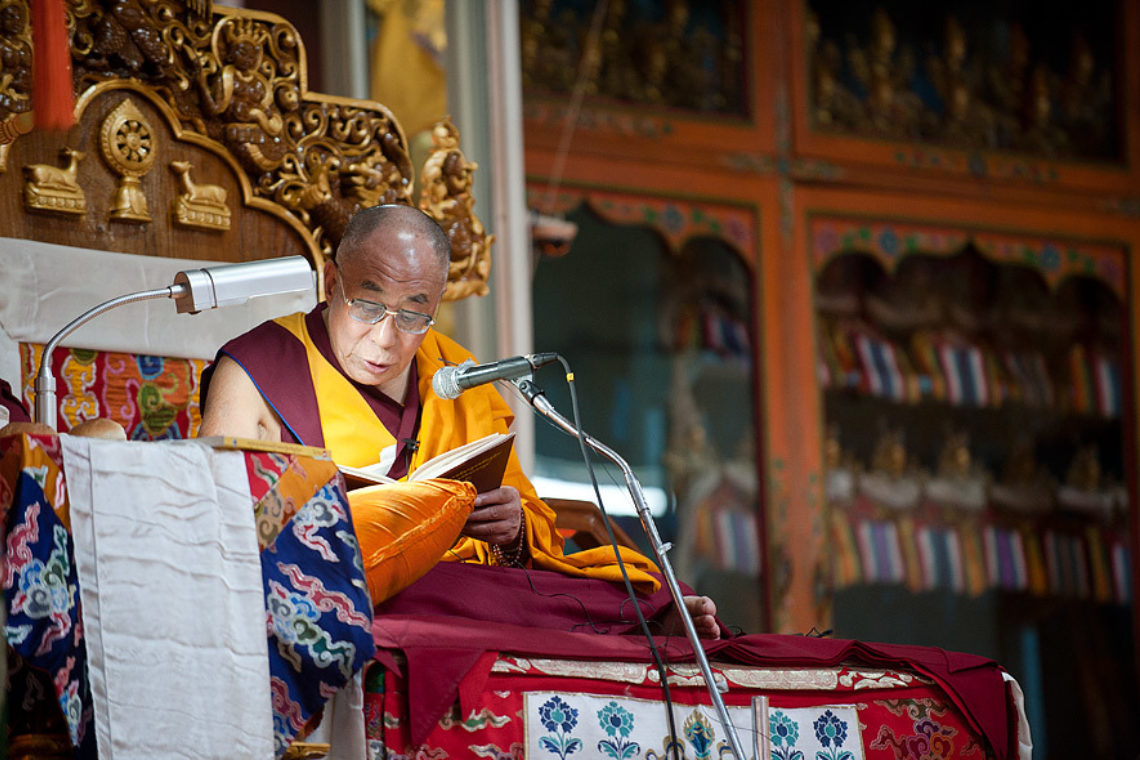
left=64, top=0, right=415, bottom=260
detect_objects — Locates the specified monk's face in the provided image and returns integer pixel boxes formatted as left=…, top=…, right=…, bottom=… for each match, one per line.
left=322, top=227, right=446, bottom=401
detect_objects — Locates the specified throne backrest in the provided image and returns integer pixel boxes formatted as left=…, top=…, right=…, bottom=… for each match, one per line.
left=0, top=0, right=489, bottom=433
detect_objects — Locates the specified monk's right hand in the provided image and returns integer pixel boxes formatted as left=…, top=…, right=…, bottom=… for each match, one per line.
left=464, top=485, right=523, bottom=546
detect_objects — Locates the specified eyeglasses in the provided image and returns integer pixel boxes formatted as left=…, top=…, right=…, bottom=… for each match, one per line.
left=336, top=278, right=435, bottom=335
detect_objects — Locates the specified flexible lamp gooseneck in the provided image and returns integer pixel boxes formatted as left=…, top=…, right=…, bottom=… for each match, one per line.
left=34, top=256, right=315, bottom=429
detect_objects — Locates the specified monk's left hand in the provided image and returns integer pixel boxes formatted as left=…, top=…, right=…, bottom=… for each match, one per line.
left=465, top=485, right=524, bottom=547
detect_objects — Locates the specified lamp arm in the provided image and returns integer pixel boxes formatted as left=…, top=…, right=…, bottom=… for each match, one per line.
left=34, top=284, right=187, bottom=428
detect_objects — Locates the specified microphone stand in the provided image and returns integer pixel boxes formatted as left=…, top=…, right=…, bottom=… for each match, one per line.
left=510, top=377, right=746, bottom=760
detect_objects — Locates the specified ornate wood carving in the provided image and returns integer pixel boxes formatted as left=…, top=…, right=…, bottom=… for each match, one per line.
left=0, top=0, right=493, bottom=298
left=60, top=0, right=414, bottom=258
left=806, top=3, right=1121, bottom=162
left=99, top=97, right=155, bottom=221
left=23, top=145, right=86, bottom=214
left=520, top=0, right=748, bottom=117
left=419, top=118, right=492, bottom=301
left=0, top=0, right=33, bottom=168
left=169, top=158, right=229, bottom=229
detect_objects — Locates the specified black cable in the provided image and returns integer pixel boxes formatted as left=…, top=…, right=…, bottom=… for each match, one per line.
left=554, top=355, right=684, bottom=760
left=518, top=563, right=615, bottom=634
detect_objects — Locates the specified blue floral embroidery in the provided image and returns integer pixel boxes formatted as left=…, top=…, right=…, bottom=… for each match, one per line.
left=258, top=475, right=375, bottom=756
left=812, top=710, right=854, bottom=760
left=597, top=701, right=640, bottom=759
left=684, top=712, right=715, bottom=759
left=769, top=710, right=804, bottom=760
left=137, top=354, right=165, bottom=379
left=538, top=696, right=582, bottom=758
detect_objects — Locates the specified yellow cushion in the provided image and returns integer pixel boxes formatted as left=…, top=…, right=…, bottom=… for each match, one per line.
left=348, top=478, right=476, bottom=605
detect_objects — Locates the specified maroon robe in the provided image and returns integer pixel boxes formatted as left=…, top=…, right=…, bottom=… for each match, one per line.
left=1, top=378, right=30, bottom=423
left=201, top=303, right=420, bottom=478
left=374, top=563, right=1015, bottom=760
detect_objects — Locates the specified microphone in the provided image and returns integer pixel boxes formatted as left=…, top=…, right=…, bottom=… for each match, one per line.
left=432, top=353, right=559, bottom=400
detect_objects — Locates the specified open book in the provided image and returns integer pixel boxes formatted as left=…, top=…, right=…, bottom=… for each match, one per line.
left=339, top=432, right=515, bottom=493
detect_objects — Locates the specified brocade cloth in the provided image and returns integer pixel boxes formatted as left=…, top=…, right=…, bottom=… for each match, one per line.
left=373, top=561, right=1014, bottom=760
left=1, top=433, right=375, bottom=758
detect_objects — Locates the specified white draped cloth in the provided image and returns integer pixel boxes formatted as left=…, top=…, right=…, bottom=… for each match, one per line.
left=61, top=436, right=274, bottom=759
left=0, top=236, right=317, bottom=386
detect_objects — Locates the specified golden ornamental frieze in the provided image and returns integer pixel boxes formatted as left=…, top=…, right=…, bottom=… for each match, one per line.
left=64, top=0, right=414, bottom=258
left=837, top=669, right=928, bottom=690
left=715, top=667, right=841, bottom=691
left=492, top=657, right=652, bottom=684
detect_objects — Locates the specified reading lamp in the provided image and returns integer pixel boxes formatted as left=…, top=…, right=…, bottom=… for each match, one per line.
left=34, top=255, right=315, bottom=429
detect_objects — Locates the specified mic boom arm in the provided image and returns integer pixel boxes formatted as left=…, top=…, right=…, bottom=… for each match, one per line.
left=432, top=353, right=560, bottom=400
left=510, top=377, right=747, bottom=760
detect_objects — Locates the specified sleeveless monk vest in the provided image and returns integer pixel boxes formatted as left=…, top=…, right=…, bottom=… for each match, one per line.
left=275, top=312, right=399, bottom=469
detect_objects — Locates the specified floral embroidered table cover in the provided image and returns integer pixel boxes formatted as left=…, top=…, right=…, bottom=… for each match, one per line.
left=370, top=653, right=995, bottom=760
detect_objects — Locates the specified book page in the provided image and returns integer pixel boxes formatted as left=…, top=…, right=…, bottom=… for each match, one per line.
left=336, top=431, right=515, bottom=492
left=338, top=463, right=397, bottom=489
left=410, top=432, right=514, bottom=481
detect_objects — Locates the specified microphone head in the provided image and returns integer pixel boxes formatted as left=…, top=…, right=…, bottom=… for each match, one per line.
left=431, top=362, right=467, bottom=400
left=529, top=352, right=560, bottom=369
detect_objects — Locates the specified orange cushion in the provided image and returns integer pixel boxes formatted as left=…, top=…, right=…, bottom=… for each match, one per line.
left=348, top=478, right=476, bottom=605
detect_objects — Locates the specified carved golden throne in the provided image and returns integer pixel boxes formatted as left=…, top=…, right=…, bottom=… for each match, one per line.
left=0, top=0, right=499, bottom=444
left=0, top=1, right=495, bottom=756
left=0, top=3, right=633, bottom=756
left=0, top=0, right=490, bottom=299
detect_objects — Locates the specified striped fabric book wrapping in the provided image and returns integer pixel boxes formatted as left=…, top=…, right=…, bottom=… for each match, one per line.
left=691, top=481, right=762, bottom=576
left=1044, top=531, right=1091, bottom=599
left=1022, top=529, right=1050, bottom=596
left=983, top=526, right=1029, bottom=592
left=1065, top=345, right=1120, bottom=417
left=916, top=524, right=966, bottom=593
left=983, top=351, right=1015, bottom=406
left=852, top=330, right=916, bottom=402
left=817, top=321, right=862, bottom=390
left=856, top=519, right=907, bottom=584
left=896, top=517, right=926, bottom=592
left=1093, top=353, right=1122, bottom=418
left=712, top=508, right=763, bottom=576
left=700, top=306, right=751, bottom=358
left=910, top=331, right=947, bottom=400
left=831, top=504, right=1132, bottom=604
left=958, top=521, right=990, bottom=596
left=1068, top=345, right=1094, bottom=414
left=1111, top=539, right=1132, bottom=605
left=1085, top=525, right=1115, bottom=603
left=821, top=327, right=1118, bottom=417
left=830, top=509, right=863, bottom=586
left=1003, top=351, right=1055, bottom=407
left=936, top=341, right=991, bottom=407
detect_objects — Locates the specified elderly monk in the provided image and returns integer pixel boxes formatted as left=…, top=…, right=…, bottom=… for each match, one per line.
left=199, top=204, right=719, bottom=638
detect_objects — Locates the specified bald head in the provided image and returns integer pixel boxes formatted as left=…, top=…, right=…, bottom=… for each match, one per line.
left=336, top=204, right=451, bottom=271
